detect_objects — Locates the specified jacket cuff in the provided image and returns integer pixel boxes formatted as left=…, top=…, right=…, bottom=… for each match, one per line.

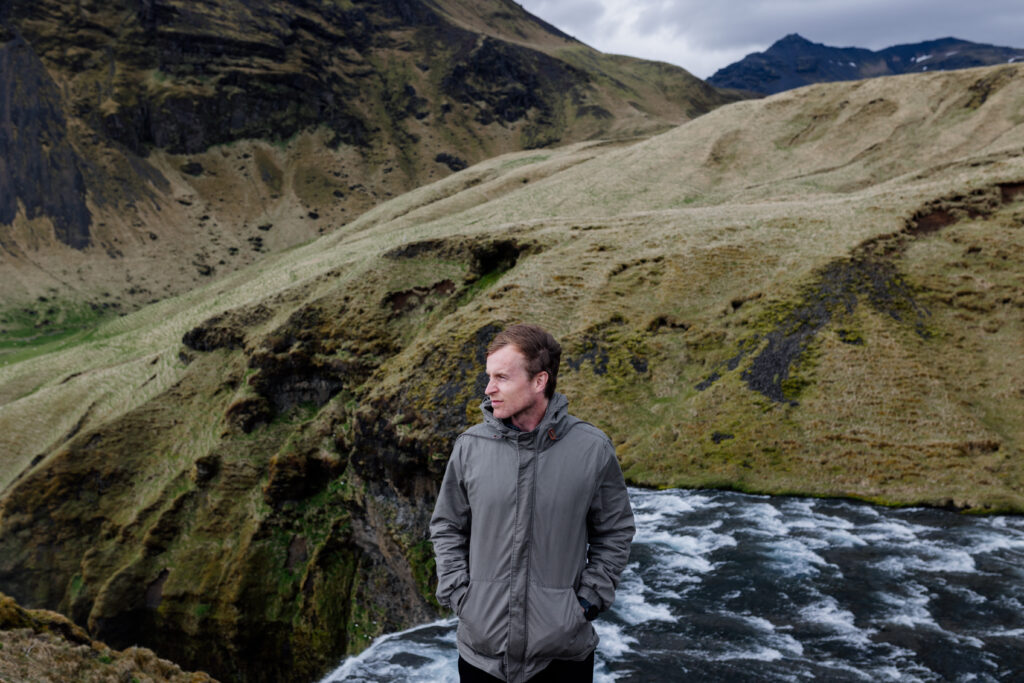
left=449, top=584, right=469, bottom=614
left=577, top=586, right=602, bottom=612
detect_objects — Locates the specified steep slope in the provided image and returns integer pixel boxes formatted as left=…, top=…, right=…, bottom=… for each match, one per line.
left=1, top=64, right=1022, bottom=681
left=0, top=591, right=217, bottom=682
left=709, top=33, right=1024, bottom=94
left=0, top=0, right=734, bottom=352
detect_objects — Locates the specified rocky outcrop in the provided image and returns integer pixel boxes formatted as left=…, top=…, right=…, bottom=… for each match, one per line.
left=0, top=34, right=91, bottom=248
left=0, top=591, right=217, bottom=682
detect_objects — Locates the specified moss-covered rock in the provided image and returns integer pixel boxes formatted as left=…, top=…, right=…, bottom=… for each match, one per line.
left=1, top=590, right=217, bottom=682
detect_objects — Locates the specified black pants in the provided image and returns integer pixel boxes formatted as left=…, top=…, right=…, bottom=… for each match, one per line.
left=458, top=651, right=595, bottom=683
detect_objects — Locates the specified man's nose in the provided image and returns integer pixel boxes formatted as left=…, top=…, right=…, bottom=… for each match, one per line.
left=485, top=378, right=496, bottom=395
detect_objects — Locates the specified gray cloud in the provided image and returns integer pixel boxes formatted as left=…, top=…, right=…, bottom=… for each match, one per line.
left=521, top=0, right=607, bottom=38
left=520, top=0, right=1024, bottom=78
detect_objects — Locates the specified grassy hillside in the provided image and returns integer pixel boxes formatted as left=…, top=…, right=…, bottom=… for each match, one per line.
left=0, top=64, right=1022, bottom=680
left=0, top=0, right=734, bottom=323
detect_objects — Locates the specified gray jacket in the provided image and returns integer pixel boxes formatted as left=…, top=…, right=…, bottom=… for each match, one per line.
left=430, top=393, right=635, bottom=682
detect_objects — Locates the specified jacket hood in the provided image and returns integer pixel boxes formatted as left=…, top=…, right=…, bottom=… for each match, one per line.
left=480, top=392, right=574, bottom=450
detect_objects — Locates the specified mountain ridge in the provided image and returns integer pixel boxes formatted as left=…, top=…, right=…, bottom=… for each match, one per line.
left=708, top=32, right=1024, bottom=94
left=0, top=0, right=736, bottom=352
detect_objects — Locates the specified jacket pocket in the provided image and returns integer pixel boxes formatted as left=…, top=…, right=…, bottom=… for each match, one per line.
left=457, top=579, right=509, bottom=658
left=525, top=584, right=593, bottom=661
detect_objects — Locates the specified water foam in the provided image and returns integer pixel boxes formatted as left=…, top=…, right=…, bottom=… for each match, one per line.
left=320, top=619, right=457, bottom=682
left=799, top=596, right=873, bottom=648
left=764, top=537, right=830, bottom=576
left=593, top=620, right=637, bottom=659
left=613, top=565, right=675, bottom=625
left=322, top=489, right=1024, bottom=682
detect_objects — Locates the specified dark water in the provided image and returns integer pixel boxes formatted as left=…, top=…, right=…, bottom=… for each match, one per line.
left=321, top=488, right=1024, bottom=682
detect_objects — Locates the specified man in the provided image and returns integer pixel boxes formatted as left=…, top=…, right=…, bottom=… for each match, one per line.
left=430, top=324, right=635, bottom=682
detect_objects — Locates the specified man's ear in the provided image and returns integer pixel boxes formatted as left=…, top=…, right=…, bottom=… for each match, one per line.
left=533, top=371, right=548, bottom=394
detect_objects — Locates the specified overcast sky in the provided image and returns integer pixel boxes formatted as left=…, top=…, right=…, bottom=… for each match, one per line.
left=518, top=0, right=1024, bottom=79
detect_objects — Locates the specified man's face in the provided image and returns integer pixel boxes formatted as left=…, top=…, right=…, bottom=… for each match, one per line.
left=485, top=345, right=547, bottom=423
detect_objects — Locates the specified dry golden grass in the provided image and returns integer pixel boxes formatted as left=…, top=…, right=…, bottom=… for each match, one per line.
left=0, top=627, right=217, bottom=683
left=2, top=63, right=1023, bottom=509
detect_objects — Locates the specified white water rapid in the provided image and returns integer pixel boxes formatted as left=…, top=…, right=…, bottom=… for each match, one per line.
left=322, top=488, right=1024, bottom=682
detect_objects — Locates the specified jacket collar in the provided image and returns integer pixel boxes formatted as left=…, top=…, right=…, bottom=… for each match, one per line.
left=480, top=392, right=571, bottom=449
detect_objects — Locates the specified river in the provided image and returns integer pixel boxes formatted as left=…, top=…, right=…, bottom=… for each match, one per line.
left=321, top=488, right=1024, bottom=681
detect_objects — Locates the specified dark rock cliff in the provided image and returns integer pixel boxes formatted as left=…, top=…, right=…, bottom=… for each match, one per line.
left=0, top=33, right=92, bottom=248
left=0, top=0, right=735, bottom=316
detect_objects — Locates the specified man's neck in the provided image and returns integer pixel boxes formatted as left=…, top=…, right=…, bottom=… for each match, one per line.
left=510, top=397, right=549, bottom=433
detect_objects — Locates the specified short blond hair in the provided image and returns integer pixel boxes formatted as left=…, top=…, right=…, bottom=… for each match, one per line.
left=487, top=324, right=561, bottom=398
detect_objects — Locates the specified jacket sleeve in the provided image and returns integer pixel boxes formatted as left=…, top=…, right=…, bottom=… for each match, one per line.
left=578, top=444, right=635, bottom=612
left=429, top=438, right=471, bottom=612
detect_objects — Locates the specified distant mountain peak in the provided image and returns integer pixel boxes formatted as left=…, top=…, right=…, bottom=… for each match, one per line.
left=709, top=34, right=1024, bottom=94
left=777, top=33, right=813, bottom=45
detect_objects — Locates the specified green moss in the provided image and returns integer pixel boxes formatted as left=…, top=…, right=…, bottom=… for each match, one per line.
left=272, top=400, right=321, bottom=426
left=835, top=327, right=864, bottom=345
left=69, top=574, right=84, bottom=599
left=406, top=539, right=441, bottom=611
left=296, top=543, right=357, bottom=662
left=0, top=301, right=114, bottom=366
left=343, top=558, right=396, bottom=654
left=456, top=268, right=505, bottom=305
left=779, top=338, right=821, bottom=402
left=604, top=328, right=650, bottom=390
